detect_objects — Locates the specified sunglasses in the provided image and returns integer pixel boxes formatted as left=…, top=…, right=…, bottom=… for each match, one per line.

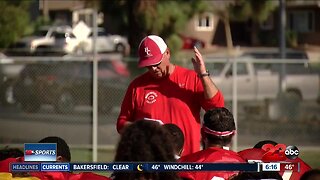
left=152, top=61, right=162, bottom=67
left=146, top=51, right=167, bottom=68
left=147, top=56, right=164, bottom=68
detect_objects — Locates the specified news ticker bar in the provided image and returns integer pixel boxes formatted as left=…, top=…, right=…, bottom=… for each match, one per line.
left=10, top=162, right=299, bottom=172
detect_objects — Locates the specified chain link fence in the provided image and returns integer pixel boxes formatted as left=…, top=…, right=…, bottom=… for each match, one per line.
left=0, top=54, right=319, bottom=158
left=203, top=57, right=320, bottom=148
left=0, top=54, right=129, bottom=148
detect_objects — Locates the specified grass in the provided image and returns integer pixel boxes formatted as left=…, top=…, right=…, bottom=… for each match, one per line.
left=71, top=149, right=115, bottom=162
left=299, top=150, right=320, bottom=168
left=71, top=149, right=115, bottom=177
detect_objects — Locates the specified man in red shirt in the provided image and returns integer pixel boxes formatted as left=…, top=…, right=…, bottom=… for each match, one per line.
left=116, top=35, right=224, bottom=156
left=178, top=107, right=245, bottom=180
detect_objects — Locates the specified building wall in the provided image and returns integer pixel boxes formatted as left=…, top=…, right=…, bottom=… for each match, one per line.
left=287, top=6, right=320, bottom=45
left=314, top=6, right=320, bottom=31
left=38, top=0, right=86, bottom=26
left=184, top=12, right=219, bottom=48
left=39, top=0, right=85, bottom=11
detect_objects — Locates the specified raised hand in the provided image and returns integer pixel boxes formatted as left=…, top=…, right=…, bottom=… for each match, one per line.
left=191, top=46, right=207, bottom=74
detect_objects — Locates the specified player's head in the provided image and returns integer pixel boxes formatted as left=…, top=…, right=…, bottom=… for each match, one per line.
left=202, top=107, right=236, bottom=148
left=113, top=120, right=179, bottom=180
left=163, top=123, right=184, bottom=158
left=138, top=35, right=172, bottom=79
left=254, top=140, right=278, bottom=149
left=38, top=136, right=71, bottom=162
left=300, top=169, right=320, bottom=180
left=0, top=147, right=24, bottom=161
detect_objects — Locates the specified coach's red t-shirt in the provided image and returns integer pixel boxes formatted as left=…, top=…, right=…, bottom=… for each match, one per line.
left=117, top=66, right=224, bottom=156
left=178, top=147, right=245, bottom=180
left=238, top=148, right=312, bottom=180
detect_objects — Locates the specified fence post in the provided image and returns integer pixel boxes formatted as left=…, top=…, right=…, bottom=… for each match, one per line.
left=92, top=8, right=98, bottom=162
left=232, top=56, right=238, bottom=151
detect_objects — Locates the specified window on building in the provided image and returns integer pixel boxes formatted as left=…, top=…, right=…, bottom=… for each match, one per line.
left=288, top=11, right=314, bottom=33
left=195, top=14, right=214, bottom=31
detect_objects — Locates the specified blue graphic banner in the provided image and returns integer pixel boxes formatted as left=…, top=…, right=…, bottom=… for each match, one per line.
left=11, top=162, right=259, bottom=172
left=24, top=143, right=57, bottom=162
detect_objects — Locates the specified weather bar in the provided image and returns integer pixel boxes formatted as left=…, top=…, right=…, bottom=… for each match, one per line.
left=11, top=162, right=260, bottom=172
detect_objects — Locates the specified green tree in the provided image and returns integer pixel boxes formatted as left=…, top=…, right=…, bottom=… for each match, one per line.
left=0, top=0, right=32, bottom=48
left=228, top=0, right=276, bottom=46
left=101, top=0, right=208, bottom=55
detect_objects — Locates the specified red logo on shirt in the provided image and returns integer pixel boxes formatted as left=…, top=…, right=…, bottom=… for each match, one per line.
left=145, top=92, right=157, bottom=104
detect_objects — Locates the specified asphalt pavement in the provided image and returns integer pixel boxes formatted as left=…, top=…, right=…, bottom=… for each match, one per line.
left=0, top=101, right=319, bottom=147
left=0, top=105, right=120, bottom=145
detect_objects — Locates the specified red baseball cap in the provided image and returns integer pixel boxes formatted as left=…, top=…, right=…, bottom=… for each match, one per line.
left=138, top=35, right=167, bottom=68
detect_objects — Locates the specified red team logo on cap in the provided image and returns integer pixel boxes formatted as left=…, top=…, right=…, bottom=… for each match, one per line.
left=25, top=150, right=34, bottom=155
left=144, top=47, right=152, bottom=57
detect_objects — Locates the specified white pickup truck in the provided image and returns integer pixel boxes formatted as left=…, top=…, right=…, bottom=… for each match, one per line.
left=206, top=57, right=320, bottom=102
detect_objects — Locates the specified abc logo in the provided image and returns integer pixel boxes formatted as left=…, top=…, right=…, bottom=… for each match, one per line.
left=285, top=145, right=299, bottom=159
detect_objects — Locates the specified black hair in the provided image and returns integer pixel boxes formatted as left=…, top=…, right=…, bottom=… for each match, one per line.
left=0, top=147, right=24, bottom=161
left=113, top=120, right=179, bottom=180
left=38, top=136, right=71, bottom=162
left=300, top=169, right=320, bottom=180
left=203, top=107, right=235, bottom=146
left=163, top=123, right=184, bottom=156
left=253, top=140, right=278, bottom=149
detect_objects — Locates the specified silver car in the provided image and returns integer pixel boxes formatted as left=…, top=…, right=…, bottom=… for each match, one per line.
left=7, top=26, right=73, bottom=55
left=79, top=28, right=130, bottom=55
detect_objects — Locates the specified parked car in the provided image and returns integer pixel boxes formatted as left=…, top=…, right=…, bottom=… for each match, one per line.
left=50, top=31, right=80, bottom=55
left=6, top=26, right=73, bottom=56
left=0, top=53, right=25, bottom=78
left=206, top=56, right=319, bottom=102
left=0, top=67, right=15, bottom=106
left=242, top=49, right=309, bottom=59
left=13, top=59, right=130, bottom=113
left=79, top=28, right=130, bottom=55
left=0, top=53, right=25, bottom=106
left=180, top=34, right=205, bottom=49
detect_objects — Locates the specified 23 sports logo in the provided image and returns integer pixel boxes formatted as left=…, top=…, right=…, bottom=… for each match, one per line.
left=25, top=150, right=56, bottom=156
left=25, top=150, right=34, bottom=155
left=261, top=144, right=299, bottom=162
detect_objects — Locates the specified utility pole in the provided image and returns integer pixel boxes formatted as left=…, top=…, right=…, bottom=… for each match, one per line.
left=279, top=0, right=286, bottom=92
left=92, top=5, right=98, bottom=163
